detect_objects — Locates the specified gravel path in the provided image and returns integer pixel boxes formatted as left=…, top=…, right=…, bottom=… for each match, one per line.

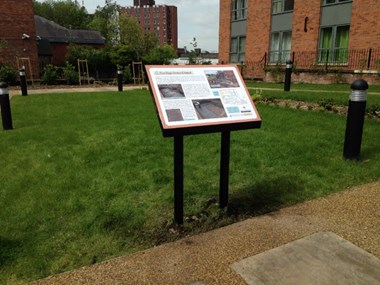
left=30, top=180, right=380, bottom=285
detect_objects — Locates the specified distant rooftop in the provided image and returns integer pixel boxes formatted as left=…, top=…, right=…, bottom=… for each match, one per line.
left=34, top=15, right=105, bottom=45
left=133, top=0, right=155, bottom=7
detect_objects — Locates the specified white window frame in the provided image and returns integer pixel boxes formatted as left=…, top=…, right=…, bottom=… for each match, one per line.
left=230, top=36, right=246, bottom=63
left=323, top=0, right=350, bottom=5
left=272, top=0, right=294, bottom=14
left=318, top=25, right=350, bottom=63
left=269, top=31, right=292, bottom=63
left=231, top=0, right=248, bottom=21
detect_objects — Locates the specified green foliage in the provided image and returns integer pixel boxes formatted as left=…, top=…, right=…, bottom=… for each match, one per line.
left=119, top=14, right=144, bottom=59
left=109, top=45, right=135, bottom=67
left=65, top=45, right=113, bottom=77
left=87, top=0, right=119, bottom=46
left=186, top=37, right=201, bottom=64
left=142, top=45, right=177, bottom=65
left=123, top=66, right=132, bottom=83
left=247, top=83, right=380, bottom=107
left=264, top=62, right=283, bottom=83
left=251, top=89, right=263, bottom=102
left=41, top=64, right=60, bottom=85
left=142, top=33, right=160, bottom=55
left=62, top=62, right=78, bottom=85
left=318, top=98, right=335, bottom=111
left=366, top=104, right=380, bottom=119
left=33, top=0, right=90, bottom=29
left=0, top=64, right=18, bottom=85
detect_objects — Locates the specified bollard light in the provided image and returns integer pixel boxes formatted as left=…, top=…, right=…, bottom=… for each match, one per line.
left=284, top=60, right=293, bottom=92
left=19, top=68, right=28, bottom=96
left=343, top=79, right=368, bottom=160
left=0, top=82, right=13, bottom=130
left=117, top=67, right=123, bottom=92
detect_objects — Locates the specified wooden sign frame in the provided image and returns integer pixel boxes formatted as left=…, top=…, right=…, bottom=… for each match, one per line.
left=146, top=65, right=261, bottom=137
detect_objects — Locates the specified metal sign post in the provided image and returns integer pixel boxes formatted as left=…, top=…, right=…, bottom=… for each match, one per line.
left=146, top=65, right=261, bottom=224
left=174, top=135, right=184, bottom=224
left=219, top=131, right=231, bottom=208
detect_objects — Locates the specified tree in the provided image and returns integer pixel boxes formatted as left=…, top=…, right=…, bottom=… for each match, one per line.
left=119, top=14, right=144, bottom=60
left=187, top=37, right=202, bottom=64
left=142, top=45, right=177, bottom=65
left=142, top=32, right=159, bottom=55
left=87, top=0, right=120, bottom=46
left=65, top=45, right=113, bottom=79
left=33, top=0, right=90, bottom=29
left=109, top=45, right=136, bottom=67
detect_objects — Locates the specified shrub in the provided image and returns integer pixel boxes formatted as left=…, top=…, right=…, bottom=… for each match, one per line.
left=0, top=64, right=18, bottom=85
left=41, top=64, right=60, bottom=85
left=318, top=98, right=334, bottom=111
left=123, top=66, right=132, bottom=84
left=63, top=62, right=79, bottom=85
left=66, top=45, right=114, bottom=79
left=366, top=104, right=380, bottom=119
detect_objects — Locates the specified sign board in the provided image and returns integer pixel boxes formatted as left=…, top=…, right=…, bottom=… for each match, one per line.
left=146, top=65, right=261, bottom=137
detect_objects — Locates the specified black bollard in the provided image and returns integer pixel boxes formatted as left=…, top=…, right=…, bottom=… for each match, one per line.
left=0, top=82, right=13, bottom=130
left=343, top=79, right=368, bottom=160
left=19, top=68, right=28, bottom=96
left=284, top=60, right=293, bottom=92
left=117, top=67, right=123, bottom=92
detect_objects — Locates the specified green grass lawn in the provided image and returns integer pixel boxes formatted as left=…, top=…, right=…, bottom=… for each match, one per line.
left=245, top=81, right=380, bottom=93
left=1, top=90, right=379, bottom=283
left=247, top=82, right=380, bottom=107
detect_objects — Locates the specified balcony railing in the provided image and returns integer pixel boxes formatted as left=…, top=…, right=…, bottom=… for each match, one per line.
left=284, top=48, right=380, bottom=72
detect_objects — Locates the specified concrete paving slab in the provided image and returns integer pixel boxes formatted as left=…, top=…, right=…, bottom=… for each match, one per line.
left=231, top=232, right=380, bottom=285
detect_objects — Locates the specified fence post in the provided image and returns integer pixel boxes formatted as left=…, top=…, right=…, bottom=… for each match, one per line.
left=264, top=52, right=267, bottom=67
left=367, top=48, right=373, bottom=70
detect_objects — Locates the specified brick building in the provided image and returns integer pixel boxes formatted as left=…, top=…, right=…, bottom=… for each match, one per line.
left=35, top=16, right=105, bottom=67
left=219, top=0, right=380, bottom=81
left=0, top=0, right=105, bottom=80
left=121, top=1, right=178, bottom=50
left=0, top=0, right=39, bottom=79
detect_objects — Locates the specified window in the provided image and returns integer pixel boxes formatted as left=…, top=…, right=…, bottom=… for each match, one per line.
left=269, top=31, right=292, bottom=63
left=230, top=36, right=246, bottom=63
left=231, top=0, right=248, bottom=21
left=272, top=0, right=294, bottom=14
left=323, top=0, right=350, bottom=5
left=318, top=25, right=349, bottom=63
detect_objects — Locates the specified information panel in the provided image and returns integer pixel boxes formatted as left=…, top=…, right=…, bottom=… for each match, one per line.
left=146, top=65, right=261, bottom=136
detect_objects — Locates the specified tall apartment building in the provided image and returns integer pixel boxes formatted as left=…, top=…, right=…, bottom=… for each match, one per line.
left=219, top=0, right=380, bottom=79
left=133, top=0, right=155, bottom=6
left=122, top=2, right=178, bottom=50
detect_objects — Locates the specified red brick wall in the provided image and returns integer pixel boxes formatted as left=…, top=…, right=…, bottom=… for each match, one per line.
left=245, top=1, right=272, bottom=62
left=219, top=0, right=380, bottom=80
left=121, top=5, right=178, bottom=50
left=0, top=0, right=39, bottom=79
left=218, top=0, right=231, bottom=64
left=349, top=0, right=380, bottom=49
left=167, top=6, right=178, bottom=50
left=50, top=44, right=68, bottom=66
left=291, top=0, right=321, bottom=52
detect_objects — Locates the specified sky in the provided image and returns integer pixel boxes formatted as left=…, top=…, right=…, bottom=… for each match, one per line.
left=83, top=0, right=220, bottom=52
